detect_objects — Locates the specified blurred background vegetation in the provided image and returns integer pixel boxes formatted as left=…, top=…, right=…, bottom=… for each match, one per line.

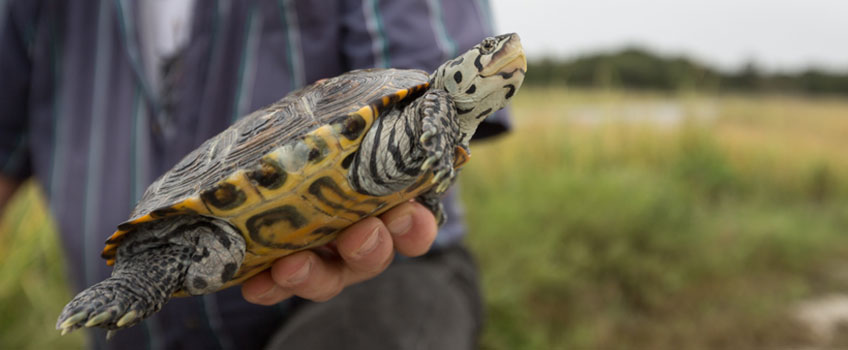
left=3, top=48, right=848, bottom=349
left=465, top=88, right=848, bottom=349
left=528, top=49, right=848, bottom=95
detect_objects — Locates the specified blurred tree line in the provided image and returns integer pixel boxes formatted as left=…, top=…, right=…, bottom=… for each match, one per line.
left=526, top=48, right=848, bottom=95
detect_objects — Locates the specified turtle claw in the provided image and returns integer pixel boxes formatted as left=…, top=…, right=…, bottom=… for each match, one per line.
left=419, top=130, right=436, bottom=144
left=57, top=277, right=149, bottom=333
left=421, top=158, right=433, bottom=171
left=117, top=310, right=139, bottom=328
left=421, top=153, right=442, bottom=171
left=436, top=179, right=451, bottom=194
left=107, top=330, right=117, bottom=341
left=58, top=310, right=89, bottom=336
left=432, top=168, right=451, bottom=184
left=59, top=311, right=89, bottom=330
left=85, top=311, right=113, bottom=327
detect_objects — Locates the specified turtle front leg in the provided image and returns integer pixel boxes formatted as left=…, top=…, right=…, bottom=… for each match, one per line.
left=416, top=186, right=451, bottom=226
left=412, top=89, right=463, bottom=226
left=57, top=218, right=245, bottom=334
left=349, top=90, right=460, bottom=197
left=417, top=89, right=460, bottom=195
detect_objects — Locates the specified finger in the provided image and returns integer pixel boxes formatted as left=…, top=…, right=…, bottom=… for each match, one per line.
left=333, top=217, right=396, bottom=286
left=241, top=269, right=293, bottom=305
left=267, top=218, right=394, bottom=301
left=380, top=201, right=438, bottom=257
left=268, top=250, right=342, bottom=302
left=241, top=205, right=433, bottom=304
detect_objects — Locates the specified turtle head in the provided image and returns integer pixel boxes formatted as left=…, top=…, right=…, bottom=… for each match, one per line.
left=432, top=33, right=526, bottom=133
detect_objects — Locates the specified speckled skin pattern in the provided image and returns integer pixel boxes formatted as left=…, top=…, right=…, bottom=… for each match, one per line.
left=56, top=34, right=526, bottom=335
left=57, top=217, right=245, bottom=330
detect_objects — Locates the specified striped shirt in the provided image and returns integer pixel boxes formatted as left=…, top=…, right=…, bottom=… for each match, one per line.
left=0, top=1, right=508, bottom=349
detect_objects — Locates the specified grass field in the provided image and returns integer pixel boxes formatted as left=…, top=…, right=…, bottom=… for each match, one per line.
left=2, top=88, right=848, bottom=349
left=463, top=88, right=848, bottom=349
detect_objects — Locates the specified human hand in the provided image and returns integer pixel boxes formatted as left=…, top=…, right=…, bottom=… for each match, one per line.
left=241, top=201, right=438, bottom=304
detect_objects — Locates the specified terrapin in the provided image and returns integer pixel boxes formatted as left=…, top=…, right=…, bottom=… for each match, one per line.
left=57, top=33, right=526, bottom=335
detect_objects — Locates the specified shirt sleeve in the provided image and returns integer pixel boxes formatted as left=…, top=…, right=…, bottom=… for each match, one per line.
left=340, top=0, right=511, bottom=140
left=0, top=0, right=35, bottom=180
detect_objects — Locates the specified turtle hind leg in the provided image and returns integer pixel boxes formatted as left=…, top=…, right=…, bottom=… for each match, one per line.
left=56, top=244, right=191, bottom=333
left=57, top=218, right=246, bottom=334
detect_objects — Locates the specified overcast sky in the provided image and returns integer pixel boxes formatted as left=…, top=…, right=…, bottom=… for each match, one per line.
left=490, top=0, right=848, bottom=72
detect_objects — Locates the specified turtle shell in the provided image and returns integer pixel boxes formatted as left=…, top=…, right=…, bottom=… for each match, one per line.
left=101, top=68, right=431, bottom=289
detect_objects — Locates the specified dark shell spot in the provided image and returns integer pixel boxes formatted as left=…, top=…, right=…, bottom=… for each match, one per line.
left=201, top=182, right=246, bottom=210
left=307, top=136, right=329, bottom=163
left=341, top=152, right=357, bottom=169
left=408, top=84, right=429, bottom=97
left=370, top=103, right=382, bottom=117
left=465, top=84, right=476, bottom=94
left=309, top=177, right=368, bottom=216
left=332, top=114, right=366, bottom=141
left=151, top=207, right=180, bottom=218
left=453, top=71, right=463, bottom=84
left=308, top=148, right=321, bottom=161
left=221, top=263, right=238, bottom=282
left=246, top=205, right=310, bottom=249
left=192, top=255, right=203, bottom=262
left=248, top=159, right=287, bottom=189
left=193, top=277, right=208, bottom=290
left=384, top=95, right=397, bottom=106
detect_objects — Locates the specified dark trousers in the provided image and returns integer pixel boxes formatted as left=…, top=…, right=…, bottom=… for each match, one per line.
left=265, top=244, right=483, bottom=349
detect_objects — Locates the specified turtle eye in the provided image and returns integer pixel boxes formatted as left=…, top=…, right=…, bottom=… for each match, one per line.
left=480, top=38, right=497, bottom=53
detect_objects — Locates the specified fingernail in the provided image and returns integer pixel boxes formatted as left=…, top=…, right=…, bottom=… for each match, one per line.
left=356, top=227, right=382, bottom=257
left=285, top=257, right=312, bottom=285
left=257, top=285, right=279, bottom=301
left=387, top=213, right=413, bottom=237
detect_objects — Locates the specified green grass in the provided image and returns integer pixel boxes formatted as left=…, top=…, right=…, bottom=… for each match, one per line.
left=0, top=184, right=85, bottom=349
left=3, top=88, right=848, bottom=349
left=462, top=88, right=848, bottom=349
